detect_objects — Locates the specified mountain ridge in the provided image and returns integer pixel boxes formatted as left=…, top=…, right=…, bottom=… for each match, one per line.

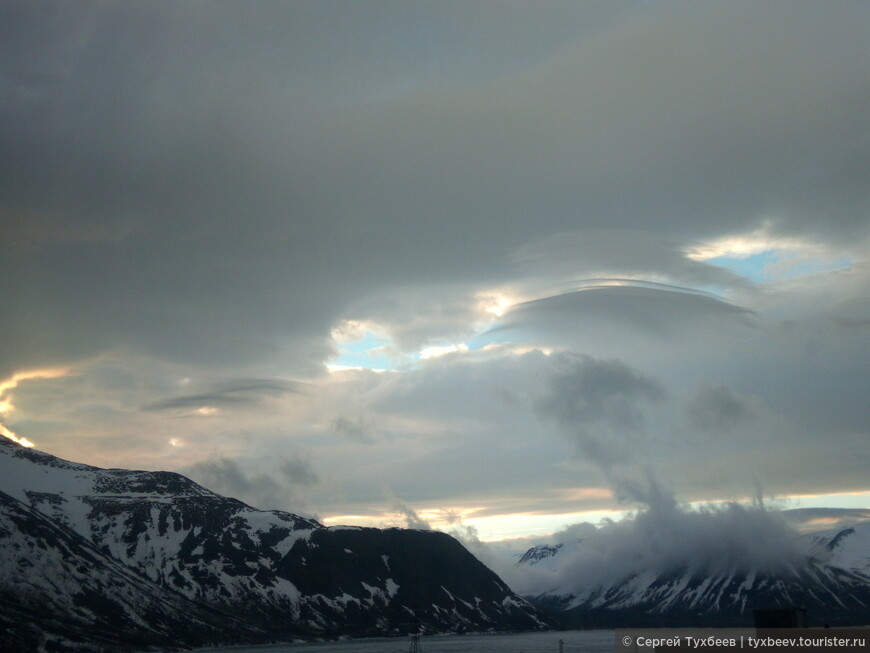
left=517, top=519, right=870, bottom=627
left=0, top=436, right=547, bottom=651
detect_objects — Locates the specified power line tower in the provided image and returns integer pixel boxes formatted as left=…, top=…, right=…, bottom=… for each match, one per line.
left=408, top=632, right=422, bottom=653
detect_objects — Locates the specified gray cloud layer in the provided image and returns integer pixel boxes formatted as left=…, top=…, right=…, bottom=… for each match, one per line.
left=4, top=1, right=868, bottom=375
left=1, top=1, right=867, bottom=537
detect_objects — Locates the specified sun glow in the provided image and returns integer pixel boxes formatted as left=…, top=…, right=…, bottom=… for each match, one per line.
left=418, top=343, right=469, bottom=359
left=0, top=367, right=72, bottom=448
left=684, top=222, right=854, bottom=282
left=0, top=367, right=72, bottom=409
left=684, top=221, right=810, bottom=261
left=476, top=289, right=523, bottom=319
left=0, top=424, right=34, bottom=448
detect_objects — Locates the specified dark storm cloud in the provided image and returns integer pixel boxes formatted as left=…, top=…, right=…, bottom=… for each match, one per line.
left=323, top=0, right=870, bottom=246
left=0, top=0, right=627, bottom=377
left=2, top=0, right=868, bottom=380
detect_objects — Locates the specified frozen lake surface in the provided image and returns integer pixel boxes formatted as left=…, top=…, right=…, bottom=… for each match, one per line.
left=193, top=630, right=614, bottom=653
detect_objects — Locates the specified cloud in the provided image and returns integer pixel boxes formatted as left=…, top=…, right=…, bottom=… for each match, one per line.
left=340, top=284, right=492, bottom=355
left=494, top=341, right=849, bottom=596
left=142, top=378, right=305, bottom=413
left=2, top=213, right=147, bottom=250
left=330, top=416, right=377, bottom=444
left=515, top=229, right=748, bottom=290
left=186, top=458, right=258, bottom=499
left=536, top=353, right=667, bottom=470
left=492, top=283, right=756, bottom=351
left=503, top=472, right=813, bottom=597
left=393, top=500, right=432, bottom=530
left=550, top=501, right=808, bottom=596
left=781, top=508, right=870, bottom=534
left=184, top=454, right=320, bottom=513
left=280, top=454, right=319, bottom=487
left=550, top=521, right=599, bottom=544
left=2, top=0, right=867, bottom=381
left=0, top=367, right=73, bottom=448
left=686, top=386, right=753, bottom=432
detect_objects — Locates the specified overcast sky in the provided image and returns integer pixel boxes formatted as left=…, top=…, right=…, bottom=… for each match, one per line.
left=2, top=0, right=868, bottom=541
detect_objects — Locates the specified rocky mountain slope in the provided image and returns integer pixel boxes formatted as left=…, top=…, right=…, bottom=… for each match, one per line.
left=0, top=437, right=546, bottom=651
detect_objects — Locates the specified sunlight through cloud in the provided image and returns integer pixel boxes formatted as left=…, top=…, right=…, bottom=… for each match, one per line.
left=0, top=367, right=72, bottom=448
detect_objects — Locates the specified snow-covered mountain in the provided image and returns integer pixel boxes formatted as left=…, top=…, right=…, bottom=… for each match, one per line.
left=0, top=489, right=261, bottom=651
left=808, top=521, right=870, bottom=579
left=517, top=519, right=870, bottom=627
left=0, top=437, right=547, bottom=651
left=517, top=543, right=564, bottom=569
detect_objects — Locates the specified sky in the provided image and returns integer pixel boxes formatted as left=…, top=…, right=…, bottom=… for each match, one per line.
left=2, top=0, right=868, bottom=544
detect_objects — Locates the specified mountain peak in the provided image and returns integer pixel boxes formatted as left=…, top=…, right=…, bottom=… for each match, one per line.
left=0, top=441, right=548, bottom=650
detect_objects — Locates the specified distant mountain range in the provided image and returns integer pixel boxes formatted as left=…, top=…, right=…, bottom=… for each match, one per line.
left=6, top=433, right=867, bottom=651
left=0, top=437, right=547, bottom=651
left=518, top=520, right=870, bottom=627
